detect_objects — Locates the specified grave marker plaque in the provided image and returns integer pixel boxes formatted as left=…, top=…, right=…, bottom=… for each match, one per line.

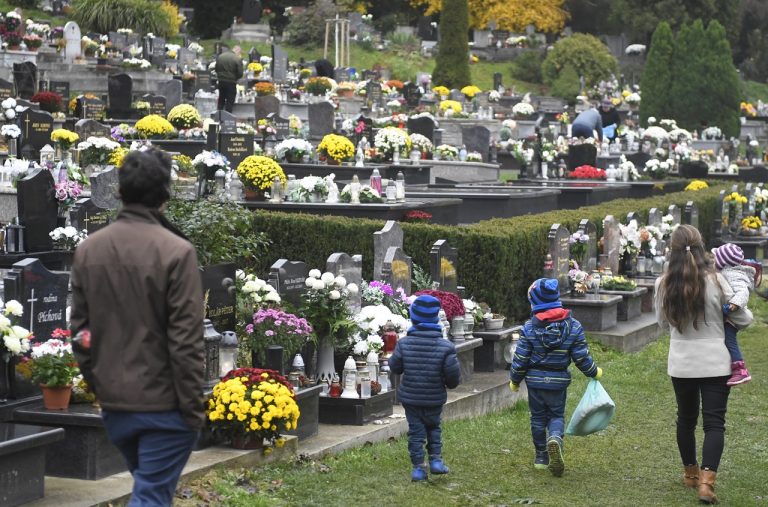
left=219, top=132, right=254, bottom=168
left=193, top=70, right=211, bottom=94
left=108, top=73, right=133, bottom=113
left=49, top=81, right=70, bottom=102
left=271, top=45, right=289, bottom=82
left=461, top=125, right=491, bottom=162
left=254, top=95, right=280, bottom=121
left=308, top=101, right=334, bottom=139
left=75, top=119, right=111, bottom=139
left=367, top=82, right=383, bottom=109
left=201, top=263, right=237, bottom=333
left=142, top=93, right=167, bottom=116
left=430, top=239, right=458, bottom=293
left=373, top=221, right=403, bottom=281
left=268, top=259, right=309, bottom=307
left=13, top=62, right=37, bottom=100
left=547, top=224, right=571, bottom=293
left=267, top=113, right=290, bottom=138
left=89, top=167, right=120, bottom=209
left=78, top=95, right=105, bottom=120
left=382, top=246, right=412, bottom=295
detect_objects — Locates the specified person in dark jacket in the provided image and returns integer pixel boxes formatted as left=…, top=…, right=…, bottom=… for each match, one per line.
left=510, top=278, right=602, bottom=477
left=215, top=45, right=243, bottom=112
left=389, top=295, right=461, bottom=482
left=71, top=149, right=204, bottom=507
left=599, top=99, right=621, bottom=141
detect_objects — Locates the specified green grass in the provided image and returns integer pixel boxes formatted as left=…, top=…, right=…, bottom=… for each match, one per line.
left=742, top=80, right=768, bottom=104
left=177, top=294, right=768, bottom=506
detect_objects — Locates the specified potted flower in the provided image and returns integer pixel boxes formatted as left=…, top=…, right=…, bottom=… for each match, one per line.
left=350, top=304, right=408, bottom=365
left=601, top=276, right=637, bottom=292
left=236, top=155, right=286, bottom=199
left=402, top=209, right=432, bottom=223
left=359, top=280, right=410, bottom=317
left=192, top=150, right=229, bottom=180
left=3, top=32, right=22, bottom=50
left=30, top=91, right=63, bottom=114
left=461, top=85, right=481, bottom=100
left=22, top=33, right=43, bottom=51
left=173, top=154, right=195, bottom=177
left=50, top=128, right=80, bottom=153
left=26, top=330, right=80, bottom=410
left=740, top=216, right=762, bottom=236
left=134, top=114, right=176, bottom=139
left=247, top=61, right=263, bottom=76
left=432, top=85, right=450, bottom=99
left=317, top=134, right=354, bottom=164
left=254, top=82, right=276, bottom=97
left=618, top=219, right=642, bottom=275
left=409, top=133, right=433, bottom=158
left=435, top=144, right=458, bottom=161
left=207, top=368, right=299, bottom=449
left=512, top=102, right=535, bottom=120
left=77, top=136, right=121, bottom=167
left=568, top=165, right=607, bottom=180
left=644, top=158, right=674, bottom=180
left=0, top=299, right=30, bottom=400
left=122, top=57, right=152, bottom=70
left=374, top=127, right=411, bottom=161
left=274, top=138, right=313, bottom=164
left=339, top=184, right=382, bottom=203
left=290, top=175, right=328, bottom=203
left=685, top=180, right=709, bottom=192
left=304, top=77, right=332, bottom=96
left=438, top=100, right=462, bottom=117
left=166, top=104, right=202, bottom=130
left=49, top=226, right=87, bottom=250
left=246, top=309, right=313, bottom=366
left=335, top=81, right=356, bottom=98
left=412, top=289, right=464, bottom=321
left=235, top=270, right=282, bottom=338
left=567, top=268, right=592, bottom=297
left=569, top=230, right=589, bottom=267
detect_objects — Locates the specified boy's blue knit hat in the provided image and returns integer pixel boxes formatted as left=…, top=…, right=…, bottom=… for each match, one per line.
left=528, top=278, right=562, bottom=312
left=410, top=295, right=441, bottom=324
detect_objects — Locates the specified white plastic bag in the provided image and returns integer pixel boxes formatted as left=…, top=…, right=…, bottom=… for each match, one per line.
left=566, top=379, right=615, bottom=436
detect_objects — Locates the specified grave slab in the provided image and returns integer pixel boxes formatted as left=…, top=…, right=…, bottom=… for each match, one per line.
left=473, top=326, right=518, bottom=372
left=561, top=294, right=622, bottom=332
left=599, top=287, right=647, bottom=321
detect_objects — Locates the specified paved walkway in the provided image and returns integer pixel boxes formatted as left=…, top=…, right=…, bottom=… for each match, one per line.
left=28, top=371, right=521, bottom=507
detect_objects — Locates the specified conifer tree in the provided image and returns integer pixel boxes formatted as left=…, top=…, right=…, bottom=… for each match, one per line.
left=431, top=0, right=471, bottom=89
left=704, top=20, right=741, bottom=137
left=669, top=20, right=708, bottom=131
left=639, top=22, right=674, bottom=126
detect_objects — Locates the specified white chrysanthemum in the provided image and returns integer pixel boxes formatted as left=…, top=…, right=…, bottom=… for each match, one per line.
left=328, top=290, right=341, bottom=300
left=353, top=340, right=369, bottom=356
left=305, top=277, right=314, bottom=288
left=4, top=300, right=23, bottom=317
left=243, top=280, right=259, bottom=293
left=346, top=283, right=358, bottom=294
left=309, top=269, right=321, bottom=279
left=333, top=276, right=346, bottom=288
left=312, top=279, right=325, bottom=291
left=320, top=272, right=335, bottom=284
left=264, top=291, right=280, bottom=303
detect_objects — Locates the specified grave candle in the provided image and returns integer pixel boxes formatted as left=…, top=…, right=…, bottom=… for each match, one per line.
left=370, top=168, right=382, bottom=195
left=395, top=171, right=405, bottom=202
left=340, top=356, right=359, bottom=398
left=386, top=179, right=396, bottom=203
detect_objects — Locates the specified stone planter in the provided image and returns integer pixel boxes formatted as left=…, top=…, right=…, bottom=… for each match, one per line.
left=599, top=287, right=648, bottom=321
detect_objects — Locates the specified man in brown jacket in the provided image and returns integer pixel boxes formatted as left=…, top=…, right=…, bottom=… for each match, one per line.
left=71, top=148, right=204, bottom=507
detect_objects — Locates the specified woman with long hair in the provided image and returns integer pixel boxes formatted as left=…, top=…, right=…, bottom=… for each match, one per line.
left=655, top=225, right=753, bottom=504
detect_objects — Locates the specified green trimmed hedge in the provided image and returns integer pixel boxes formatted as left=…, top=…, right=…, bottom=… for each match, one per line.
left=252, top=184, right=727, bottom=322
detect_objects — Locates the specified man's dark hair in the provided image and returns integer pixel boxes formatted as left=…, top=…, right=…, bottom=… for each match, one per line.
left=118, top=149, right=172, bottom=208
left=314, top=58, right=334, bottom=78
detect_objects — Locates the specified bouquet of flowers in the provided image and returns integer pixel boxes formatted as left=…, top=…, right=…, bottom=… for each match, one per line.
left=412, top=289, right=464, bottom=321
left=0, top=300, right=29, bottom=360
left=432, top=85, right=450, bottom=97
left=568, top=165, right=606, bottom=180
left=619, top=220, right=642, bottom=256
left=134, top=114, right=176, bottom=138
left=402, top=210, right=432, bottom=223
left=512, top=102, right=535, bottom=118
left=488, top=90, right=501, bottom=102
left=304, top=77, right=333, bottom=96
left=192, top=150, right=229, bottom=179
left=166, top=104, right=202, bottom=129
left=569, top=230, right=589, bottom=264
left=122, top=58, right=152, bottom=70
left=77, top=136, right=121, bottom=166
left=317, top=134, right=354, bottom=163
left=754, top=188, right=768, bottom=217
left=274, top=138, right=313, bottom=163
left=339, top=184, right=382, bottom=203
left=50, top=129, right=79, bottom=151
left=26, top=332, right=79, bottom=388
left=741, top=216, right=762, bottom=232
left=438, top=100, right=462, bottom=116
left=349, top=304, right=409, bottom=357
left=724, top=191, right=748, bottom=227
left=461, top=85, right=481, bottom=99
left=207, top=368, right=299, bottom=445
left=741, top=101, right=757, bottom=117
left=701, top=126, right=722, bottom=140
left=601, top=275, right=636, bottom=291
left=237, top=155, right=286, bottom=191
left=644, top=158, right=674, bottom=179
left=625, top=92, right=641, bottom=106
left=290, top=175, right=328, bottom=202
left=254, top=82, right=276, bottom=96
left=246, top=309, right=313, bottom=363
left=374, top=127, right=411, bottom=159
left=49, top=226, right=87, bottom=250
left=53, top=180, right=84, bottom=211
left=435, top=144, right=458, bottom=161
left=247, top=62, right=263, bottom=74
left=360, top=280, right=410, bottom=317
left=288, top=115, right=303, bottom=136
left=1, top=124, right=20, bottom=139
left=409, top=133, right=433, bottom=155
left=568, top=268, right=592, bottom=295
left=466, top=151, right=483, bottom=162
left=110, top=123, right=137, bottom=142
left=300, top=270, right=358, bottom=346
left=638, top=226, right=660, bottom=255
left=619, top=156, right=641, bottom=181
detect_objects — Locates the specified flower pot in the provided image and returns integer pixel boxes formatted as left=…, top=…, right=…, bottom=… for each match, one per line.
left=230, top=434, right=265, bottom=450
left=40, top=384, right=72, bottom=410
left=620, top=253, right=637, bottom=276
left=337, top=89, right=354, bottom=98
left=326, top=158, right=340, bottom=166
left=245, top=188, right=265, bottom=201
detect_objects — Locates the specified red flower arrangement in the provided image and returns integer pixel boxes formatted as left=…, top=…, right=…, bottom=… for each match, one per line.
left=568, top=165, right=606, bottom=180
left=221, top=367, right=295, bottom=394
left=31, top=91, right=63, bottom=114
left=403, top=210, right=432, bottom=223
left=413, top=289, right=465, bottom=321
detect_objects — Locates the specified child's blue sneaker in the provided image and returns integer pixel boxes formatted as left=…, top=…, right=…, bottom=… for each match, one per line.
left=534, top=450, right=549, bottom=470
left=429, top=458, right=450, bottom=474
left=411, top=465, right=428, bottom=482
left=547, top=436, right=565, bottom=477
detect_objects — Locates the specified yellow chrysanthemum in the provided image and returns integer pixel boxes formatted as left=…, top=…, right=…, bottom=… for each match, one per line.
left=317, top=134, right=355, bottom=162
left=236, top=155, right=286, bottom=190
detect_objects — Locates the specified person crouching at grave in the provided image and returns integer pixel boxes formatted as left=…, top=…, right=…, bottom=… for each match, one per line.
left=510, top=278, right=602, bottom=477
left=70, top=148, right=204, bottom=507
left=215, top=44, right=243, bottom=112
left=571, top=105, right=604, bottom=143
left=389, top=295, right=461, bottom=482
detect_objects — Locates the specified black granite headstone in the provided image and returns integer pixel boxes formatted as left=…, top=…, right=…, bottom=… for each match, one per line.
left=211, top=110, right=238, bottom=132
left=3, top=258, right=69, bottom=341
left=308, top=101, right=334, bottom=139
left=48, top=81, right=70, bottom=102
left=267, top=113, right=290, bottom=138
left=151, top=37, right=166, bottom=67
left=193, top=70, right=211, bottom=95
left=142, top=93, right=167, bottom=116
left=407, top=116, right=435, bottom=142
left=241, top=0, right=262, bottom=23
left=16, top=167, right=58, bottom=252
left=69, top=198, right=111, bottom=235
left=271, top=45, right=288, bottom=82
left=367, top=82, right=383, bottom=109
left=267, top=259, right=308, bottom=307
left=0, top=78, right=14, bottom=100
left=201, top=263, right=237, bottom=333
left=18, top=109, right=54, bottom=158
left=403, top=82, right=421, bottom=108
left=77, top=95, right=105, bottom=120
left=12, top=62, right=37, bottom=100
left=248, top=47, right=261, bottom=63
left=219, top=132, right=254, bottom=168
left=461, top=125, right=491, bottom=162
left=254, top=95, right=279, bottom=121
left=108, top=73, right=133, bottom=113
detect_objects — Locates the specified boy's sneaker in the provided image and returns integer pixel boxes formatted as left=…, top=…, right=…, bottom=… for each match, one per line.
left=411, top=465, right=428, bottom=482
left=727, top=361, right=752, bottom=386
left=429, top=458, right=450, bottom=474
left=547, top=436, right=565, bottom=477
left=534, top=450, right=549, bottom=470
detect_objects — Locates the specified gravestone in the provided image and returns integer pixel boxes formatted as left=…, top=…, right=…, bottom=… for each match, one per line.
left=745, top=183, right=756, bottom=216
left=3, top=258, right=69, bottom=341
left=382, top=247, right=412, bottom=296
left=254, top=95, right=280, bottom=121
left=77, top=95, right=105, bottom=120
left=69, top=198, right=112, bottom=234
left=0, top=78, right=14, bottom=100
left=449, top=89, right=464, bottom=102
left=271, top=45, right=289, bottom=82
left=267, top=113, right=290, bottom=138
left=430, top=239, right=458, bottom=293
left=159, top=80, right=183, bottom=110
left=149, top=36, right=166, bottom=67
left=401, top=82, right=419, bottom=109
left=212, top=110, right=238, bottom=132
left=75, top=119, right=111, bottom=139
left=13, top=62, right=37, bottom=100
left=108, top=73, right=133, bottom=113
left=366, top=81, right=383, bottom=109
left=334, top=68, right=348, bottom=82
left=17, top=168, right=58, bottom=252
left=461, top=126, right=491, bottom=162
left=193, top=70, right=211, bottom=95
left=89, top=167, right=120, bottom=209
left=201, top=263, right=237, bottom=333
left=178, top=48, right=195, bottom=68
left=493, top=73, right=502, bottom=92
left=473, top=30, right=491, bottom=48
left=355, top=114, right=373, bottom=145
left=602, top=215, right=621, bottom=275
left=626, top=211, right=641, bottom=226
left=248, top=47, right=261, bottom=63
left=667, top=204, right=681, bottom=226
left=18, top=109, right=54, bottom=159
left=219, top=132, right=254, bottom=168
left=142, top=93, right=167, bottom=116
left=241, top=0, right=262, bottom=23
left=308, top=101, right=334, bottom=139
left=547, top=224, right=571, bottom=293
left=684, top=201, right=699, bottom=229
left=407, top=116, right=435, bottom=142
left=48, top=81, right=70, bottom=102
left=373, top=221, right=403, bottom=281
left=109, top=32, right=128, bottom=50
left=647, top=208, right=662, bottom=227
left=64, top=21, right=81, bottom=63
left=577, top=219, right=598, bottom=272
left=326, top=252, right=363, bottom=310
left=267, top=259, right=309, bottom=307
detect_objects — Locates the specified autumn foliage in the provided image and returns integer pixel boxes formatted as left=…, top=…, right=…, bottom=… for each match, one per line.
left=410, top=0, right=569, bottom=33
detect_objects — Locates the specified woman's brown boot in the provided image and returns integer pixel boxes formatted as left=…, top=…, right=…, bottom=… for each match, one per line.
left=698, top=469, right=718, bottom=504
left=683, top=464, right=699, bottom=488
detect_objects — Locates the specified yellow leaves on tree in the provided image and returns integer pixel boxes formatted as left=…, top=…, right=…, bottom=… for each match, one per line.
left=411, top=0, right=569, bottom=33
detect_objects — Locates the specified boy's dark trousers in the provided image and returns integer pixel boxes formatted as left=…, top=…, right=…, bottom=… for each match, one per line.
left=527, top=387, right=567, bottom=451
left=402, top=404, right=443, bottom=466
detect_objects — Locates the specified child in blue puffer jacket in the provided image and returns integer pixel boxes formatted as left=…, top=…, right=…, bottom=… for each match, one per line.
left=389, top=294, right=461, bottom=482
left=509, top=278, right=603, bottom=477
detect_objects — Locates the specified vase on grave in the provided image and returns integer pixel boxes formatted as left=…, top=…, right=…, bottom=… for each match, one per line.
left=40, top=384, right=72, bottom=410
left=620, top=253, right=637, bottom=276
left=315, top=335, right=336, bottom=385
left=0, top=355, right=17, bottom=402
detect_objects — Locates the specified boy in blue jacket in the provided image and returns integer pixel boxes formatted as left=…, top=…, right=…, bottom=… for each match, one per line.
left=389, top=295, right=461, bottom=482
left=510, top=278, right=603, bottom=477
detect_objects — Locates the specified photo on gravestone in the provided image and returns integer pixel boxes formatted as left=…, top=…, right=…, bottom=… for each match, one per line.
left=602, top=215, right=620, bottom=275
left=366, top=81, right=383, bottom=109
left=13, top=62, right=37, bottom=100
left=267, top=113, right=290, bottom=139
left=89, top=166, right=120, bottom=210
left=159, top=80, right=183, bottom=111
left=577, top=219, right=598, bottom=272
left=69, top=198, right=113, bottom=235
left=268, top=259, right=308, bottom=307
left=407, top=115, right=435, bottom=143
left=219, top=132, right=254, bottom=168
left=201, top=263, right=237, bottom=333
left=308, top=101, right=334, bottom=139
left=3, top=259, right=69, bottom=343
left=17, top=167, right=58, bottom=252
left=0, top=77, right=14, bottom=101
left=382, top=246, right=412, bottom=296
left=142, top=93, right=167, bottom=116
left=75, top=119, right=111, bottom=140
left=326, top=252, right=363, bottom=310
left=108, top=73, right=133, bottom=115
left=461, top=126, right=491, bottom=162
left=430, top=239, right=458, bottom=293
left=254, top=95, right=280, bottom=121
left=18, top=109, right=54, bottom=158
left=373, top=221, right=403, bottom=281
left=548, top=224, right=571, bottom=293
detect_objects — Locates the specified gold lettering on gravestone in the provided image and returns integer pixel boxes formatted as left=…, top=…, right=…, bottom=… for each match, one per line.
left=208, top=305, right=234, bottom=318
left=226, top=136, right=249, bottom=157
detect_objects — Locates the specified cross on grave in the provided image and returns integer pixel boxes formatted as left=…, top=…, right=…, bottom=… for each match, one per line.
left=27, top=289, right=37, bottom=334
left=547, top=224, right=571, bottom=293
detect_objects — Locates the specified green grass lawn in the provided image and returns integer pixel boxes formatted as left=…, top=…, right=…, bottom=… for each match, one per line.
left=177, top=294, right=768, bottom=506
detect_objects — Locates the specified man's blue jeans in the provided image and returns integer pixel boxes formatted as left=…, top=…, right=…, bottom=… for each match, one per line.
left=101, top=410, right=198, bottom=507
left=527, top=387, right=567, bottom=451
left=402, top=404, right=443, bottom=466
